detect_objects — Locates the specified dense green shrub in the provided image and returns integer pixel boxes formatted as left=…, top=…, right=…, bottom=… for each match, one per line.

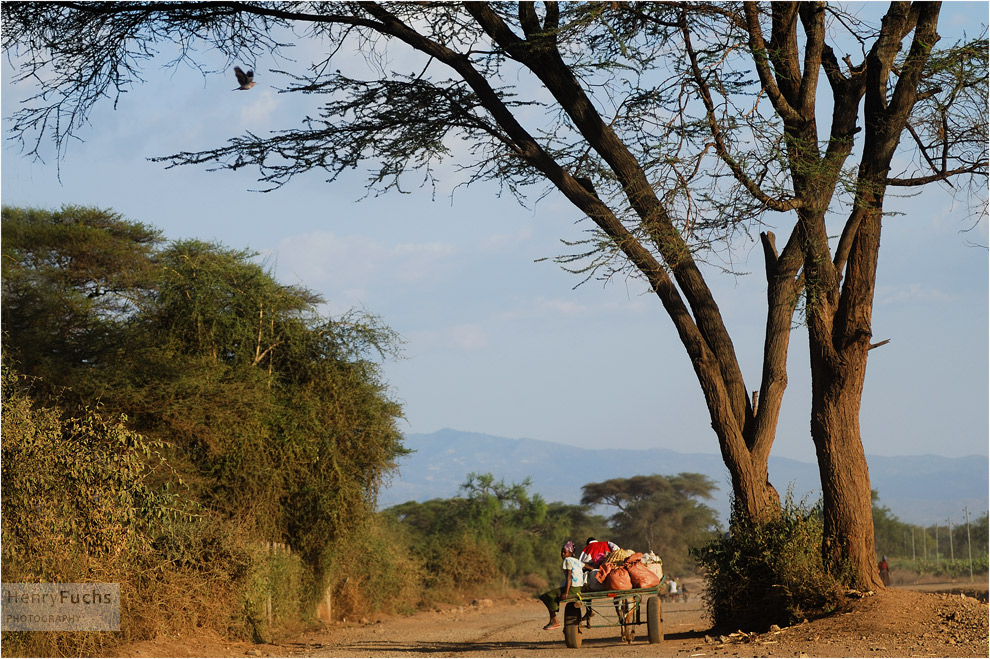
left=0, top=368, right=246, bottom=655
left=1, top=206, right=407, bottom=652
left=693, top=495, right=845, bottom=631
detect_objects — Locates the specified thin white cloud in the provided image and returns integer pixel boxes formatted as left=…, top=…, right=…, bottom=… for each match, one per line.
left=239, top=89, right=279, bottom=127
left=447, top=324, right=489, bottom=350
left=875, top=283, right=953, bottom=306
left=404, top=323, right=489, bottom=353
left=537, top=298, right=589, bottom=315
left=274, top=230, right=456, bottom=299
left=493, top=293, right=653, bottom=324
left=477, top=226, right=534, bottom=251
left=392, top=241, right=458, bottom=282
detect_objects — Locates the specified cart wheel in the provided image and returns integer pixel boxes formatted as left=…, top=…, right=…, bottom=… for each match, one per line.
left=563, top=602, right=582, bottom=649
left=647, top=595, right=663, bottom=643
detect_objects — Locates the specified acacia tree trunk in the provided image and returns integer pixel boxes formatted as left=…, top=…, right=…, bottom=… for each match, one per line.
left=811, top=359, right=883, bottom=589
left=807, top=206, right=882, bottom=590
left=808, top=197, right=884, bottom=590
left=804, top=1, right=941, bottom=589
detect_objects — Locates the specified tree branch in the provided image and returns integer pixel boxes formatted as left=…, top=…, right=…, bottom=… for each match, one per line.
left=742, top=2, right=803, bottom=125
left=680, top=13, right=802, bottom=213
left=887, top=163, right=988, bottom=186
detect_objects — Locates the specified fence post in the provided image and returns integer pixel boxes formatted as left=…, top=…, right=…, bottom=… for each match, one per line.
left=965, top=506, right=973, bottom=582
left=316, top=581, right=333, bottom=623
left=266, top=541, right=273, bottom=629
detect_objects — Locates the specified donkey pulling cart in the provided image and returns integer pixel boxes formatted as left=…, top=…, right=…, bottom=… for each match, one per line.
left=558, top=584, right=663, bottom=648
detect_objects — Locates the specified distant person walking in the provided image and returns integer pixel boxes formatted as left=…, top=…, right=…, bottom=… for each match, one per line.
left=878, top=555, right=890, bottom=586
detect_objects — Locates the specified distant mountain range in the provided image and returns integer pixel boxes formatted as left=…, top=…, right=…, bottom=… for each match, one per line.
left=379, top=429, right=988, bottom=526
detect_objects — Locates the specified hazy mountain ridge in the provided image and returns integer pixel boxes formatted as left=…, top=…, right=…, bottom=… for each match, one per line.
left=381, top=429, right=988, bottom=525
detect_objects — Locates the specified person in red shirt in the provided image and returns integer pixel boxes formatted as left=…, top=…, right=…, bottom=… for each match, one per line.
left=577, top=537, right=619, bottom=628
left=579, top=537, right=619, bottom=568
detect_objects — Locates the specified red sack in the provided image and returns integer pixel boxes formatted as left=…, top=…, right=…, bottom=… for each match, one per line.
left=604, top=566, right=632, bottom=590
left=627, top=561, right=661, bottom=588
left=624, top=552, right=643, bottom=565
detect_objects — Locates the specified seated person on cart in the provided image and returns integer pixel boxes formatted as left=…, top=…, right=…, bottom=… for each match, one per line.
left=579, top=537, right=619, bottom=569
left=537, top=540, right=584, bottom=630
left=577, top=537, right=619, bottom=627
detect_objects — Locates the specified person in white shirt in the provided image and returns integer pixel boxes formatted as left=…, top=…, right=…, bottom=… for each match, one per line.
left=537, top=540, right=585, bottom=630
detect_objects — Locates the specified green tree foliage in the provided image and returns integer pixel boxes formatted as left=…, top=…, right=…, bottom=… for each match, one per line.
left=1, top=206, right=407, bottom=642
left=1, top=205, right=161, bottom=392
left=386, top=473, right=606, bottom=593
left=581, top=473, right=721, bottom=574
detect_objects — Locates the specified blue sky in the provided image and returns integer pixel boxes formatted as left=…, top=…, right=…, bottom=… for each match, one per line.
left=2, top=3, right=987, bottom=466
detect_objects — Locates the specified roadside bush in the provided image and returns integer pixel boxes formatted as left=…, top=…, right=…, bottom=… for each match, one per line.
left=693, top=495, right=845, bottom=631
left=324, top=513, right=426, bottom=619
left=0, top=368, right=184, bottom=655
left=242, top=541, right=312, bottom=643
left=0, top=369, right=310, bottom=655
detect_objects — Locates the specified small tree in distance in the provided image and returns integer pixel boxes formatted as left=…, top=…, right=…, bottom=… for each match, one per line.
left=2, top=2, right=986, bottom=591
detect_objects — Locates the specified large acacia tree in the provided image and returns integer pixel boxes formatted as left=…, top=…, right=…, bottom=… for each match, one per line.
left=3, top=1, right=986, bottom=589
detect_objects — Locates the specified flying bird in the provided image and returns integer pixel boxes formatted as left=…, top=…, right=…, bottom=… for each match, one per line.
left=233, top=67, right=256, bottom=90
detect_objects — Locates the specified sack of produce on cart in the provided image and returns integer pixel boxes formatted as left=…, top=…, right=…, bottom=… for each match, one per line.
left=588, top=547, right=663, bottom=591
left=641, top=551, right=663, bottom=580
left=586, top=569, right=609, bottom=591
left=603, top=566, right=632, bottom=590
left=593, top=548, right=627, bottom=584
left=626, top=560, right=661, bottom=588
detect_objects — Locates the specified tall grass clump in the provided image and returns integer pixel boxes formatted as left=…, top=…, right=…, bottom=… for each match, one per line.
left=693, top=495, right=845, bottom=631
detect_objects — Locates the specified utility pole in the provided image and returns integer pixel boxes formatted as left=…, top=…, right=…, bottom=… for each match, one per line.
left=911, top=527, right=915, bottom=561
left=965, top=506, right=973, bottom=582
left=922, top=524, right=927, bottom=560
left=948, top=517, right=954, bottom=561
left=935, top=523, right=939, bottom=562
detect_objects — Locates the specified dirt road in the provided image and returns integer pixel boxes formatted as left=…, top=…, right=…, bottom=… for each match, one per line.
left=122, top=581, right=988, bottom=658
left=278, top=595, right=709, bottom=658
